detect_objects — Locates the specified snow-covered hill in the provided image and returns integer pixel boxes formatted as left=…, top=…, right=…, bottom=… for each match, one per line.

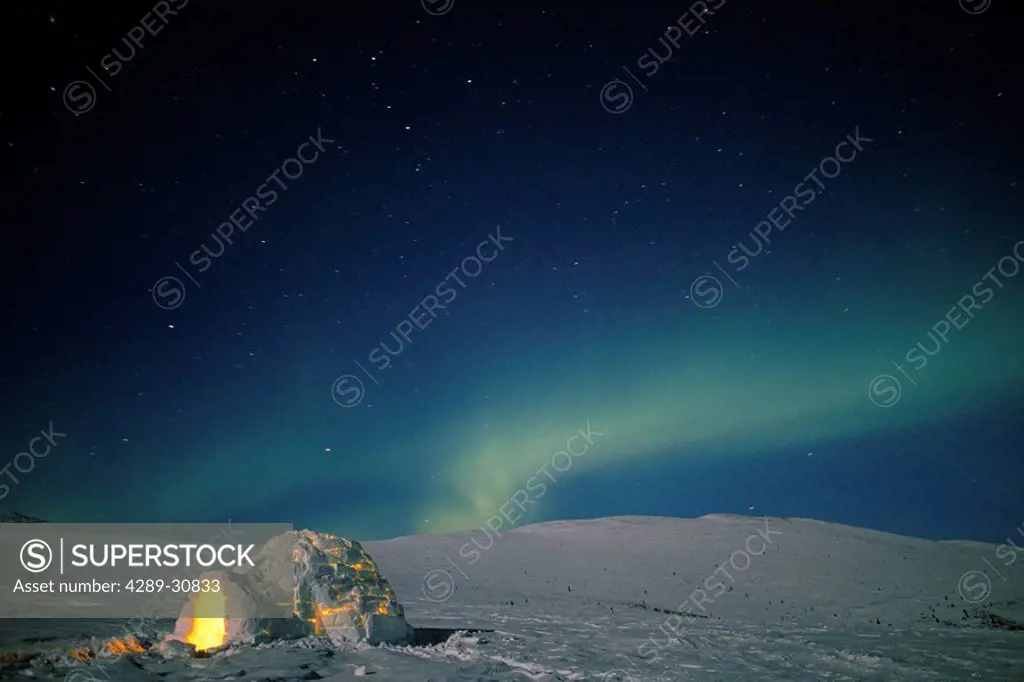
left=0, top=512, right=45, bottom=523
left=2, top=514, right=1022, bottom=680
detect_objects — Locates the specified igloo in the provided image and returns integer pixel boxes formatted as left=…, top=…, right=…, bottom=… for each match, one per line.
left=168, top=530, right=413, bottom=652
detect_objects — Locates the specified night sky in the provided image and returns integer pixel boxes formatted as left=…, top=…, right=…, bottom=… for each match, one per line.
left=2, top=0, right=1021, bottom=543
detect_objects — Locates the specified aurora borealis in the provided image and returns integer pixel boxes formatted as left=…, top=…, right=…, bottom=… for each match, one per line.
left=3, top=1, right=1021, bottom=543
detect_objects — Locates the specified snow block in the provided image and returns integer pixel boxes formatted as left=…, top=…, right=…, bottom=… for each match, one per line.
left=365, top=611, right=414, bottom=645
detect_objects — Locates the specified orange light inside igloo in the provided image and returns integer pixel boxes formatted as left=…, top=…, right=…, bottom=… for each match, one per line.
left=184, top=588, right=227, bottom=652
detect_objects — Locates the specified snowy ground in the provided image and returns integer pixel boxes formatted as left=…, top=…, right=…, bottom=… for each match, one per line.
left=2, top=515, right=1023, bottom=680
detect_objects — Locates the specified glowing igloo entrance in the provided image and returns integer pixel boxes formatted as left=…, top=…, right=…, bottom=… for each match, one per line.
left=168, top=530, right=413, bottom=652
